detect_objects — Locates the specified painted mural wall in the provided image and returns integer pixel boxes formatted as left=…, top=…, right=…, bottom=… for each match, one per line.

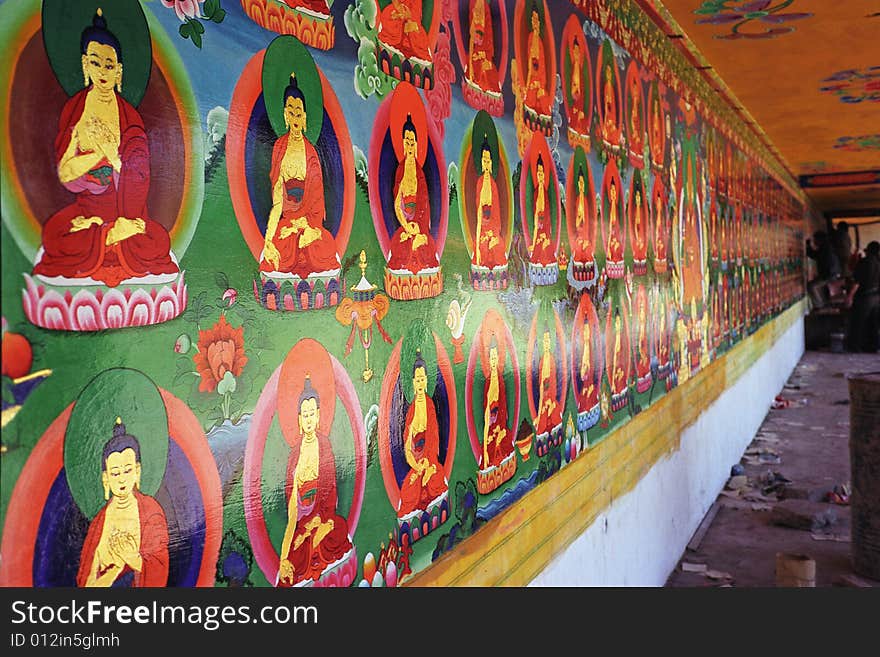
left=0, top=0, right=805, bottom=588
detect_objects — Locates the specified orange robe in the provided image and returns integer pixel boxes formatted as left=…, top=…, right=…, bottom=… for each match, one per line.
left=280, top=432, right=352, bottom=586
left=34, top=89, right=178, bottom=287
left=524, top=31, right=550, bottom=116
left=530, top=189, right=555, bottom=266
left=398, top=397, right=448, bottom=516
left=481, top=371, right=512, bottom=468
left=607, top=201, right=624, bottom=262
left=632, top=202, right=647, bottom=261
left=467, top=0, right=499, bottom=91
left=387, top=163, right=439, bottom=273
left=378, top=0, right=431, bottom=61
left=572, top=191, right=592, bottom=263
left=260, top=133, right=339, bottom=277
left=577, top=335, right=600, bottom=411
left=568, top=61, right=588, bottom=134
left=534, top=352, right=562, bottom=434
left=77, top=491, right=169, bottom=588
left=473, top=175, right=506, bottom=267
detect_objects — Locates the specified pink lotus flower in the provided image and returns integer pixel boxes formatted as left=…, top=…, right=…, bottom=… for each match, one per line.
left=162, top=0, right=204, bottom=22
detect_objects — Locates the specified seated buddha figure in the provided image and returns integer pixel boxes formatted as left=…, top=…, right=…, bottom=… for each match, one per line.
left=529, top=155, right=556, bottom=266
left=571, top=166, right=592, bottom=265
left=278, top=376, right=353, bottom=587
left=578, top=320, right=599, bottom=410
left=655, top=298, right=669, bottom=368
left=628, top=75, right=644, bottom=154
left=473, top=137, right=506, bottom=269
left=523, top=9, right=550, bottom=117
left=397, top=353, right=448, bottom=517
left=606, top=177, right=624, bottom=264
left=378, top=0, right=431, bottom=64
left=481, top=336, right=512, bottom=470
left=534, top=328, right=562, bottom=436
left=654, top=187, right=668, bottom=264
left=260, top=75, right=339, bottom=278
left=466, top=0, right=500, bottom=93
left=33, top=10, right=178, bottom=288
left=601, top=64, right=618, bottom=145
left=635, top=293, right=650, bottom=379
left=631, top=187, right=647, bottom=263
left=609, top=310, right=627, bottom=397
left=650, top=93, right=663, bottom=165
left=387, top=115, right=440, bottom=274
left=567, top=38, right=588, bottom=135
left=681, top=192, right=702, bottom=307
left=77, top=418, right=169, bottom=587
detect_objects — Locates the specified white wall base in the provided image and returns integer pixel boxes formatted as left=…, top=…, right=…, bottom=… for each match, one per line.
left=529, top=316, right=806, bottom=586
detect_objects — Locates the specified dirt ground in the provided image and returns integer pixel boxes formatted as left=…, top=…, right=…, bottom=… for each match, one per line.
left=666, top=348, right=880, bottom=587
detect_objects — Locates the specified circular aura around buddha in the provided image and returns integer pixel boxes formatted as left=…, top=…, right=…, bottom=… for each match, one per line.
left=17, top=2, right=195, bottom=331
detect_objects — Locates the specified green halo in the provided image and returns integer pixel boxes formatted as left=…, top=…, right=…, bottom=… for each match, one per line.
left=400, top=319, right=438, bottom=404
left=64, top=368, right=169, bottom=520
left=471, top=110, right=500, bottom=178
left=262, top=35, right=323, bottom=143
left=42, top=0, right=152, bottom=107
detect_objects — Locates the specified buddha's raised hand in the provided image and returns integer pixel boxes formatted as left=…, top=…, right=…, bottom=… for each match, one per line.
left=70, top=215, right=104, bottom=233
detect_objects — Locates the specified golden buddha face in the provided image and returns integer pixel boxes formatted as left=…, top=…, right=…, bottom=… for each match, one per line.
left=298, top=397, right=319, bottom=437
left=83, top=41, right=120, bottom=95
left=403, top=129, right=418, bottom=161
left=489, top=345, right=499, bottom=370
left=609, top=181, right=617, bottom=204
left=542, top=330, right=551, bottom=353
left=285, top=96, right=306, bottom=136
left=577, top=174, right=585, bottom=195
left=412, top=365, right=428, bottom=397
left=481, top=148, right=493, bottom=175
left=536, top=163, right=545, bottom=188
left=103, top=448, right=140, bottom=500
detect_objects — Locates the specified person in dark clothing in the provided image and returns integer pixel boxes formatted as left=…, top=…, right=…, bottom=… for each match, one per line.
left=830, top=221, right=854, bottom=277
left=845, top=240, right=880, bottom=353
left=805, top=231, right=841, bottom=307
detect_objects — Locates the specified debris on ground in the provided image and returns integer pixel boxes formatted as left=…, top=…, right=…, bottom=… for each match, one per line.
left=771, top=499, right=838, bottom=532
left=705, top=569, right=734, bottom=582
left=726, top=475, right=749, bottom=491
left=824, top=483, right=851, bottom=505
left=810, top=533, right=849, bottom=542
left=730, top=463, right=745, bottom=477
left=681, top=562, right=707, bottom=573
left=760, top=470, right=792, bottom=496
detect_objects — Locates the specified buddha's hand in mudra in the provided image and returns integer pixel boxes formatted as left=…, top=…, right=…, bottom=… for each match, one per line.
left=278, top=558, right=295, bottom=585
left=70, top=215, right=104, bottom=233
left=298, top=226, right=321, bottom=248
left=279, top=217, right=308, bottom=239
left=262, top=241, right=281, bottom=270
left=105, top=217, right=146, bottom=246
left=85, top=117, right=121, bottom=169
left=421, top=459, right=437, bottom=486
left=109, top=530, right=140, bottom=571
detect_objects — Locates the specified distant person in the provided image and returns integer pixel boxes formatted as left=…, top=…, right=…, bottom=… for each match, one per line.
left=845, top=240, right=880, bottom=353
left=805, top=231, right=840, bottom=307
left=831, top=221, right=854, bottom=277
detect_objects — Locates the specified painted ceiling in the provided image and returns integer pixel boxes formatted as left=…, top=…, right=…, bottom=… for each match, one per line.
left=651, top=0, right=880, bottom=218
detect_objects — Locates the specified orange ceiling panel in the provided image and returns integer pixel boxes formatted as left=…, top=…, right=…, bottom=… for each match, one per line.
left=656, top=1, right=880, bottom=213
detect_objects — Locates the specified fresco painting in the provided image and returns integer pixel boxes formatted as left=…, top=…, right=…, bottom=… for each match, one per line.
left=0, top=0, right=806, bottom=588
